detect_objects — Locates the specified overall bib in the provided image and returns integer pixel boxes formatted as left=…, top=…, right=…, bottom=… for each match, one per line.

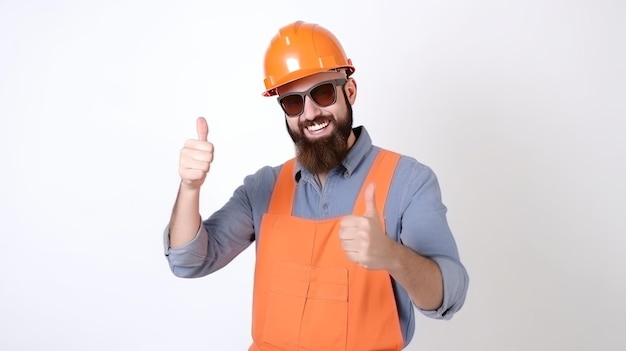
left=250, top=150, right=403, bottom=351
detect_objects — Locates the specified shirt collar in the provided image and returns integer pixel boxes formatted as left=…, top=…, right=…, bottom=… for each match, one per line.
left=294, top=126, right=373, bottom=182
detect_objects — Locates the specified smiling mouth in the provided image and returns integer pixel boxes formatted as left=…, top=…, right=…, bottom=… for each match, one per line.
left=305, top=120, right=330, bottom=133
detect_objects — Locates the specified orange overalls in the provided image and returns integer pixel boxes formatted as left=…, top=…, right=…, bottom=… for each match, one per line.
left=249, top=150, right=404, bottom=351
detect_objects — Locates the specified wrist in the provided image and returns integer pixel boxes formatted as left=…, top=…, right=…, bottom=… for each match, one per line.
left=179, top=180, right=203, bottom=194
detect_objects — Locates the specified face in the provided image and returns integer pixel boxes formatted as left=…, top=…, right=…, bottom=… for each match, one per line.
left=277, top=71, right=357, bottom=174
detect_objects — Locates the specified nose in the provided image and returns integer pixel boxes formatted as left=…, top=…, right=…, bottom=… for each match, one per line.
left=300, top=96, right=323, bottom=120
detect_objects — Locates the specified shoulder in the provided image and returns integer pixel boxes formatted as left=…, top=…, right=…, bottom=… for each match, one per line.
left=379, top=149, right=442, bottom=201
left=375, top=147, right=435, bottom=182
left=241, top=160, right=294, bottom=194
left=398, top=154, right=434, bottom=179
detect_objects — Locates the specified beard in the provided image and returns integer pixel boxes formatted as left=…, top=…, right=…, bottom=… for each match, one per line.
left=286, top=96, right=353, bottom=174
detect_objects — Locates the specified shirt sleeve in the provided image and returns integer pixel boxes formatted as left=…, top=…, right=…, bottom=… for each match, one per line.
left=418, top=255, right=469, bottom=319
left=163, top=221, right=212, bottom=277
left=163, top=167, right=277, bottom=278
left=398, top=160, right=469, bottom=319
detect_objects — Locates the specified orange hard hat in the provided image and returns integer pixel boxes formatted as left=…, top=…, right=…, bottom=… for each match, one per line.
left=262, top=21, right=355, bottom=96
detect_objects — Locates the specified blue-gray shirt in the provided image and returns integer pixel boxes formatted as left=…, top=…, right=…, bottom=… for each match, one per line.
left=164, top=126, right=469, bottom=347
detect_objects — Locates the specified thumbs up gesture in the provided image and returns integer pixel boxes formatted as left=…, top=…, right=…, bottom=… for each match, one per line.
left=339, top=183, right=395, bottom=270
left=178, top=117, right=214, bottom=190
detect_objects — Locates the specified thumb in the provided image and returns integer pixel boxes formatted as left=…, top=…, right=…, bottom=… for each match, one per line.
left=196, top=116, right=208, bottom=141
left=364, top=183, right=378, bottom=218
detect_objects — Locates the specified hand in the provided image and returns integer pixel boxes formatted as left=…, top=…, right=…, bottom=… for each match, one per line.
left=339, top=183, right=395, bottom=270
left=178, top=117, right=214, bottom=190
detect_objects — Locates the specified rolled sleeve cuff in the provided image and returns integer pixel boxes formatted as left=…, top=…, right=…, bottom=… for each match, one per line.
left=163, top=221, right=209, bottom=267
left=417, top=255, right=469, bottom=320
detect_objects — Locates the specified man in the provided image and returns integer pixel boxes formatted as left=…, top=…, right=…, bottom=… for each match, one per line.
left=165, top=21, right=468, bottom=350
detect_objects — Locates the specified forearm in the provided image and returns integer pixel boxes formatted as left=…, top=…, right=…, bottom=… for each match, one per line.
left=168, top=183, right=202, bottom=248
left=386, top=242, right=443, bottom=311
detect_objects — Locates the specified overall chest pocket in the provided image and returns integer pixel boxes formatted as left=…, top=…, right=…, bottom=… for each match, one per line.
left=261, top=261, right=349, bottom=351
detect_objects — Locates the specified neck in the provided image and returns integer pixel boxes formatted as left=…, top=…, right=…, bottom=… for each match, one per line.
left=346, top=130, right=356, bottom=149
left=316, top=173, right=328, bottom=187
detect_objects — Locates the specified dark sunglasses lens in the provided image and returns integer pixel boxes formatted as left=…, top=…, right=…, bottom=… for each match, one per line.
left=280, top=95, right=304, bottom=116
left=311, top=83, right=336, bottom=107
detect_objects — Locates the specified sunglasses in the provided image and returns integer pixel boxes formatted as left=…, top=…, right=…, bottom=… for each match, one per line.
left=277, top=78, right=347, bottom=117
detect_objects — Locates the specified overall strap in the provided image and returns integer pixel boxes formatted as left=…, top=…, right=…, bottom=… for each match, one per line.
left=266, top=158, right=297, bottom=215
left=353, top=150, right=401, bottom=220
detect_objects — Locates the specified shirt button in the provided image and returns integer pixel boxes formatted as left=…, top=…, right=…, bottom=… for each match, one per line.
left=322, top=203, right=329, bottom=210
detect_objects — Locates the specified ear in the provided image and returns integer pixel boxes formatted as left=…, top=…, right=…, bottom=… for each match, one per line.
left=344, top=78, right=357, bottom=105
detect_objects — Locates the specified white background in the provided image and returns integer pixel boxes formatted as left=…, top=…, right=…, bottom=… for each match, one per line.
left=1, top=0, right=625, bottom=350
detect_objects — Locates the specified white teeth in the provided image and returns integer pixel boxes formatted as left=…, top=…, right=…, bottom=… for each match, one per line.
left=307, top=121, right=330, bottom=132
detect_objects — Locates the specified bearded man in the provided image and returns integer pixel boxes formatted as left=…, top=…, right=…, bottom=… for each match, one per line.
left=164, top=21, right=469, bottom=351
